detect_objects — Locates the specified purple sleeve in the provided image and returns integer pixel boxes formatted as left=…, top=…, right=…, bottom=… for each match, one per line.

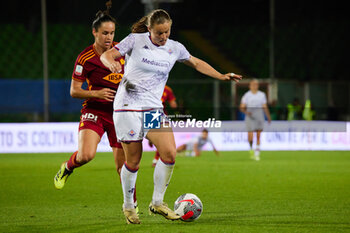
left=114, top=34, right=135, bottom=56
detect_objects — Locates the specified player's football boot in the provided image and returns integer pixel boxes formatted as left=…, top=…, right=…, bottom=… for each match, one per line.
left=123, top=207, right=141, bottom=224
left=254, top=150, right=260, bottom=161
left=149, top=202, right=181, bottom=221
left=134, top=202, right=140, bottom=215
left=249, top=149, right=255, bottom=159
left=54, top=163, right=72, bottom=189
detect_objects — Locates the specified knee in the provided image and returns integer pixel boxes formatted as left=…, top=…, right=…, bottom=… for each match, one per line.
left=161, top=147, right=177, bottom=163
left=76, top=151, right=95, bottom=164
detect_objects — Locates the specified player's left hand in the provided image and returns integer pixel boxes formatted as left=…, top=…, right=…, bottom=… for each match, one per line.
left=108, top=61, right=122, bottom=73
left=221, top=73, right=242, bottom=82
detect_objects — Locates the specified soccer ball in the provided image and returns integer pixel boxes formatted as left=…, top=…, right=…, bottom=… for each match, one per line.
left=174, top=193, right=203, bottom=221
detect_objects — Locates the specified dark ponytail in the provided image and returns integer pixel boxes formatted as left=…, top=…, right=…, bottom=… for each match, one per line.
left=92, top=0, right=116, bottom=31
left=131, top=9, right=172, bottom=33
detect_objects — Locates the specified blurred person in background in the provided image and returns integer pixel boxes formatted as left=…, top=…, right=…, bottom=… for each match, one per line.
left=302, top=99, right=315, bottom=120
left=240, top=79, right=271, bottom=161
left=287, top=98, right=302, bottom=120
left=53, top=0, right=138, bottom=212
left=176, top=129, right=219, bottom=157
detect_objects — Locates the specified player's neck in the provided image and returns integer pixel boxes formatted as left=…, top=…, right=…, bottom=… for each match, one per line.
left=93, top=43, right=109, bottom=56
left=251, top=90, right=258, bottom=94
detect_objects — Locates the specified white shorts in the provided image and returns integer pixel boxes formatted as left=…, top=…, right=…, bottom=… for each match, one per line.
left=113, top=110, right=168, bottom=142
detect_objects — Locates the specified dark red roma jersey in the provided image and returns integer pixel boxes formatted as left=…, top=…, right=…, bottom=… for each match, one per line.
left=72, top=42, right=124, bottom=111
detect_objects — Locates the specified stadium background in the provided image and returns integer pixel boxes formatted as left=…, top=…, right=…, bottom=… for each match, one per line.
left=0, top=0, right=349, bottom=123
left=1, top=1, right=350, bottom=232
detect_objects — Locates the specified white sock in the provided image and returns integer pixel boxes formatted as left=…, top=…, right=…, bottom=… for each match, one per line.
left=121, top=163, right=138, bottom=209
left=255, top=145, right=260, bottom=156
left=152, top=159, right=174, bottom=206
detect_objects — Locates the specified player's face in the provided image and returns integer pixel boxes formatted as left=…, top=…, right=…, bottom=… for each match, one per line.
left=93, top=21, right=115, bottom=50
left=249, top=81, right=259, bottom=92
left=148, top=22, right=171, bottom=46
left=202, top=131, right=208, bottom=140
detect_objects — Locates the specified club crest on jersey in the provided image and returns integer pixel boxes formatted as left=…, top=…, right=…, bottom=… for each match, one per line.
left=103, top=73, right=123, bottom=84
left=168, top=48, right=173, bottom=55
left=128, top=129, right=136, bottom=137
left=75, top=65, right=83, bottom=76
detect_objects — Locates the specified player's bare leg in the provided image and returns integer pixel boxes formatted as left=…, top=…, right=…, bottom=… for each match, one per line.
left=146, top=127, right=181, bottom=221
left=247, top=131, right=254, bottom=159
left=120, top=141, right=142, bottom=224
left=54, top=129, right=100, bottom=189
left=76, top=129, right=100, bottom=164
left=113, top=147, right=125, bottom=175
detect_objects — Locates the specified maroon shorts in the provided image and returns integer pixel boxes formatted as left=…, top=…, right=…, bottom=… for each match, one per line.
left=78, top=107, right=122, bottom=148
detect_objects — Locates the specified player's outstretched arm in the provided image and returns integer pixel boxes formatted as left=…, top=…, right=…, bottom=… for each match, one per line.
left=100, top=48, right=123, bottom=73
left=213, top=147, right=219, bottom=156
left=183, top=56, right=242, bottom=82
left=193, top=143, right=200, bottom=157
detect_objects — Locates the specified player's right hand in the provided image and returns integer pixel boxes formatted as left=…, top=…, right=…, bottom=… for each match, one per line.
left=94, top=88, right=116, bottom=102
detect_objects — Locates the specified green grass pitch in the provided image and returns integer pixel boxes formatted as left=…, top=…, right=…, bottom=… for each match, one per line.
left=1, top=151, right=350, bottom=233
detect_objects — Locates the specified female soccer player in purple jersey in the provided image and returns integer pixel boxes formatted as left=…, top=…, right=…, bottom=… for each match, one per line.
left=101, top=9, right=242, bottom=224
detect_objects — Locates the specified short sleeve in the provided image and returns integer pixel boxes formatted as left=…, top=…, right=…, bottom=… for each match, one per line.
left=176, top=42, right=191, bottom=62
left=72, top=56, right=87, bottom=82
left=262, top=92, right=267, bottom=105
left=114, top=33, right=135, bottom=56
left=241, top=93, right=248, bottom=104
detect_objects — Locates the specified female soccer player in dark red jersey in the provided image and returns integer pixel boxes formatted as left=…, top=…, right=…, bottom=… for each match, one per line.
left=54, top=1, right=137, bottom=209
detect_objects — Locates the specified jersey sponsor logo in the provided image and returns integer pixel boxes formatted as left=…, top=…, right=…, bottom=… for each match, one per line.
left=141, top=58, right=170, bottom=68
left=143, top=110, right=162, bottom=129
left=75, top=65, right=83, bottom=76
left=103, top=73, right=123, bottom=84
left=81, top=113, right=98, bottom=122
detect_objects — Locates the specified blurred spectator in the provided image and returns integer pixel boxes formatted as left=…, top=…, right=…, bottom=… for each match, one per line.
left=287, top=98, right=302, bottom=120
left=302, top=99, right=315, bottom=121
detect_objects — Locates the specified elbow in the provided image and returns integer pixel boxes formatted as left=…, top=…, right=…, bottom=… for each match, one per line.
left=70, top=88, right=78, bottom=98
